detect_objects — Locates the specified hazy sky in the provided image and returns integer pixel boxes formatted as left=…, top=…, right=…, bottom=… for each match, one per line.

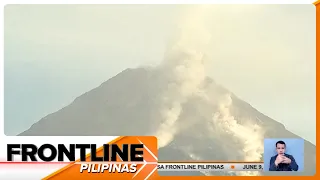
left=4, top=5, right=316, bottom=144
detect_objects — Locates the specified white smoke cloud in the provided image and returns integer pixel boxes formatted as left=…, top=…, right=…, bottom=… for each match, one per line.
left=212, top=94, right=264, bottom=176
left=154, top=5, right=264, bottom=177
left=155, top=101, right=182, bottom=148
left=155, top=5, right=211, bottom=148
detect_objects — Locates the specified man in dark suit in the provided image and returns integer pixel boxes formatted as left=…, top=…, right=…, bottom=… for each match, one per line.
left=269, top=140, right=299, bottom=171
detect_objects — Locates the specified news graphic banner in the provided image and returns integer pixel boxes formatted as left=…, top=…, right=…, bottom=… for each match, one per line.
left=4, top=136, right=158, bottom=180
left=2, top=136, right=265, bottom=179
left=158, top=162, right=263, bottom=172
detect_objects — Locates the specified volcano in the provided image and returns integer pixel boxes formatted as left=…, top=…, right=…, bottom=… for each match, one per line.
left=19, top=67, right=315, bottom=176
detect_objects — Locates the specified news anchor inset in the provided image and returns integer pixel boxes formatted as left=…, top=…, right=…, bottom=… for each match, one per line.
left=269, top=140, right=298, bottom=171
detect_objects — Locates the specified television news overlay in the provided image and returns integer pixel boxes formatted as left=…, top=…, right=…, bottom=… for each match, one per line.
left=263, top=138, right=304, bottom=172
left=157, top=162, right=263, bottom=172
left=3, top=2, right=317, bottom=178
left=1, top=135, right=268, bottom=179
left=2, top=136, right=158, bottom=179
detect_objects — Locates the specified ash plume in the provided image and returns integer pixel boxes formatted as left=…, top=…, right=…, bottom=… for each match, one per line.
left=154, top=5, right=211, bottom=148
left=153, top=5, right=265, bottom=176
left=212, top=94, right=264, bottom=176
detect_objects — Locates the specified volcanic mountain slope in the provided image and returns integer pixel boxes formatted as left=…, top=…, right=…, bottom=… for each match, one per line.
left=20, top=68, right=315, bottom=176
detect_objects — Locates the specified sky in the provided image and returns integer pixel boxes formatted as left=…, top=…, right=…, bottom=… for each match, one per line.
left=4, top=4, right=316, bottom=144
